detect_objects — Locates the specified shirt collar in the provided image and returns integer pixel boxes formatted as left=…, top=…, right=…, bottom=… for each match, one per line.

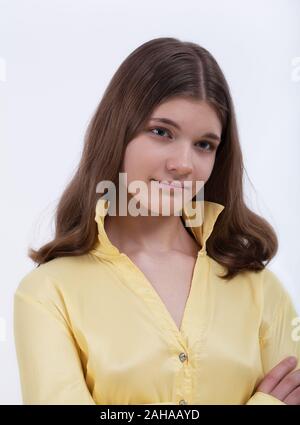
left=90, top=196, right=225, bottom=258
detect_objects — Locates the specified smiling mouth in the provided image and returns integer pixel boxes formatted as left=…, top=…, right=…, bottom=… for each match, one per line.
left=150, top=179, right=184, bottom=189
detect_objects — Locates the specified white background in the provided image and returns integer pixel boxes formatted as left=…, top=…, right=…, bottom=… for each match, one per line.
left=0, top=0, right=299, bottom=404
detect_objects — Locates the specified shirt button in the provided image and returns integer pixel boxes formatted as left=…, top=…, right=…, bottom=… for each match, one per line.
left=179, top=399, right=188, bottom=405
left=179, top=352, right=188, bottom=362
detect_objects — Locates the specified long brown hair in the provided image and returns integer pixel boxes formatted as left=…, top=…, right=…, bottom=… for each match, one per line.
left=29, top=37, right=278, bottom=279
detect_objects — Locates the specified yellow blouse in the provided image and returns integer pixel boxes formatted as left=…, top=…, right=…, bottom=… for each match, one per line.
left=13, top=197, right=300, bottom=405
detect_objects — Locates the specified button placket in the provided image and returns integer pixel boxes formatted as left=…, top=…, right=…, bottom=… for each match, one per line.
left=177, top=351, right=189, bottom=405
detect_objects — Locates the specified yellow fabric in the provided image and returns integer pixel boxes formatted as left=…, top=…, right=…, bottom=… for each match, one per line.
left=14, top=197, right=300, bottom=405
left=245, top=391, right=286, bottom=405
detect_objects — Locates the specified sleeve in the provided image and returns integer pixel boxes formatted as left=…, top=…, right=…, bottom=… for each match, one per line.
left=245, top=268, right=300, bottom=405
left=13, top=271, right=96, bottom=405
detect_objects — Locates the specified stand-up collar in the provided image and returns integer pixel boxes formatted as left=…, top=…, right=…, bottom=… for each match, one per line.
left=90, top=197, right=225, bottom=258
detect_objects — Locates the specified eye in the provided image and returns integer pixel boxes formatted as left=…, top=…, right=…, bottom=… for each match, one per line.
left=149, top=127, right=172, bottom=139
left=148, top=127, right=217, bottom=152
left=195, top=141, right=216, bottom=152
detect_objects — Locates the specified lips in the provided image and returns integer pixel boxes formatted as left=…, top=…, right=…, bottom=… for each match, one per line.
left=150, top=179, right=183, bottom=189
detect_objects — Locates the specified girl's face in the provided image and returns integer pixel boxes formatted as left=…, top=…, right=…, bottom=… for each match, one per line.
left=120, top=96, right=222, bottom=215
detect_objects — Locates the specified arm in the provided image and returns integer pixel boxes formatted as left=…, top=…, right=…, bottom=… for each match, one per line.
left=246, top=269, right=300, bottom=405
left=13, top=271, right=96, bottom=405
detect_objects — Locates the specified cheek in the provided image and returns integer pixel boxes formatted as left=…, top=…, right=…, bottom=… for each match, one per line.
left=123, top=155, right=151, bottom=180
left=194, top=155, right=216, bottom=182
left=121, top=140, right=154, bottom=182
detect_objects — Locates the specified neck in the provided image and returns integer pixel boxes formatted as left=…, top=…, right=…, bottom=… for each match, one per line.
left=103, top=198, right=200, bottom=257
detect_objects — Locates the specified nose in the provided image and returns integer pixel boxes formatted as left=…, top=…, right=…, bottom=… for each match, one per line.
left=166, top=144, right=193, bottom=176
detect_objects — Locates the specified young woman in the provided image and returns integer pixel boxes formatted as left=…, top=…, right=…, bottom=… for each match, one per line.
left=14, top=37, right=300, bottom=405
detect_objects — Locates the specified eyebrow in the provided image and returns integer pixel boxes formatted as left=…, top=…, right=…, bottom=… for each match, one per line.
left=150, top=117, right=221, bottom=143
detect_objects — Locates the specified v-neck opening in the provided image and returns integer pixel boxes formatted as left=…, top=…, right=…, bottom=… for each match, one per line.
left=92, top=196, right=224, bottom=345
left=119, top=250, right=201, bottom=341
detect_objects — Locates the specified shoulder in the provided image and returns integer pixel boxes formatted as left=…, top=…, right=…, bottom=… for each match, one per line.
left=212, top=259, right=294, bottom=315
left=247, top=266, right=293, bottom=313
left=261, top=267, right=285, bottom=291
left=15, top=253, right=102, bottom=302
left=260, top=267, right=291, bottom=309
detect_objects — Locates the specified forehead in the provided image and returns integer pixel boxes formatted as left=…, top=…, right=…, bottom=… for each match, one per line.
left=150, top=97, right=222, bottom=133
